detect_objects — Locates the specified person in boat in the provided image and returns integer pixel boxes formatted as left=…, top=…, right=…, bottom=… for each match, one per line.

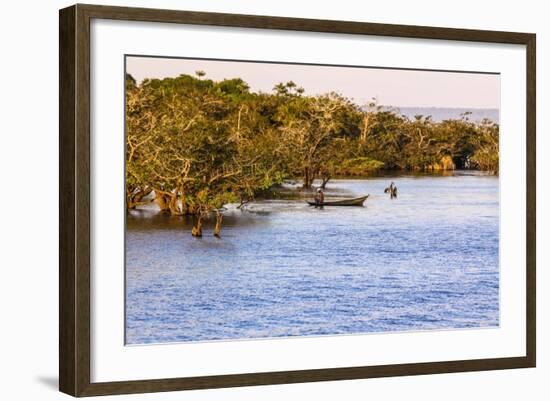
left=384, top=182, right=397, bottom=199
left=314, top=188, right=325, bottom=207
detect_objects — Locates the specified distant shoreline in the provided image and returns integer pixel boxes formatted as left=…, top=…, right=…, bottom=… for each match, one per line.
left=385, top=106, right=499, bottom=123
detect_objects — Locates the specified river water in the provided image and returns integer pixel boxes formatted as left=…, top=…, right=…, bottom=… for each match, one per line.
left=125, top=172, right=499, bottom=344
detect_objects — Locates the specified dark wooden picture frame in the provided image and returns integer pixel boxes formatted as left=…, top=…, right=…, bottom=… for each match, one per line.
left=59, top=3, right=536, bottom=397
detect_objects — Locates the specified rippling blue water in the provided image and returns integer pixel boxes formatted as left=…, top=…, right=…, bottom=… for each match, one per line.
left=126, top=172, right=499, bottom=344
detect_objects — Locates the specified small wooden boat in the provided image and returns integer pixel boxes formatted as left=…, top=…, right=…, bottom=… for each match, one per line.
left=307, top=195, right=369, bottom=207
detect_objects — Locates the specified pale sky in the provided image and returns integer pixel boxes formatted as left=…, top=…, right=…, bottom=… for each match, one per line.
left=126, top=56, right=500, bottom=109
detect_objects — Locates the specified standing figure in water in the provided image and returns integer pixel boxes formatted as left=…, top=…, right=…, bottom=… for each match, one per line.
left=384, top=182, right=397, bottom=199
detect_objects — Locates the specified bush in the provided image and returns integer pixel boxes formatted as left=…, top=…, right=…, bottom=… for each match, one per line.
left=335, top=157, right=385, bottom=176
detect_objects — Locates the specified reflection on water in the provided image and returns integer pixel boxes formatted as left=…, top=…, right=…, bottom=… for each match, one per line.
left=125, top=171, right=499, bottom=344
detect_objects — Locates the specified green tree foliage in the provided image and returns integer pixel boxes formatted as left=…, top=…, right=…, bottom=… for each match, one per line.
left=126, top=74, right=499, bottom=235
left=126, top=74, right=284, bottom=236
left=469, top=119, right=499, bottom=173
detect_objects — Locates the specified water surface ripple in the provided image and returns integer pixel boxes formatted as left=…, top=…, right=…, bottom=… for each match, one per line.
left=126, top=172, right=499, bottom=344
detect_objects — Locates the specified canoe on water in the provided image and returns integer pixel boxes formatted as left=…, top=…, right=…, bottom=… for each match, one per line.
left=307, top=195, right=369, bottom=207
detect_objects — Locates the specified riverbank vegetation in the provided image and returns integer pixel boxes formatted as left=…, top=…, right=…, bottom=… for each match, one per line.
left=126, top=72, right=499, bottom=236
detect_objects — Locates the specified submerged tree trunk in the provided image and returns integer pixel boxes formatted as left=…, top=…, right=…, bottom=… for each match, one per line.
left=302, top=166, right=316, bottom=188
left=126, top=186, right=152, bottom=210
left=213, top=210, right=223, bottom=238
left=320, top=173, right=331, bottom=189
left=191, top=213, right=203, bottom=237
left=303, top=167, right=311, bottom=188
left=182, top=202, right=195, bottom=216
left=154, top=192, right=171, bottom=213
left=168, top=193, right=182, bottom=215
left=154, top=189, right=186, bottom=215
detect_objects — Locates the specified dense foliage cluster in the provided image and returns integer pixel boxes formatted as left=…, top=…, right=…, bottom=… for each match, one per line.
left=126, top=72, right=499, bottom=235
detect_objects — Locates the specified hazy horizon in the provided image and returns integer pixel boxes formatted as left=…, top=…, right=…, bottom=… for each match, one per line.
left=126, top=56, right=500, bottom=109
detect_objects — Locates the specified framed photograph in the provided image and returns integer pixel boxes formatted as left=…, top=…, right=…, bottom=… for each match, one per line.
left=59, top=4, right=536, bottom=397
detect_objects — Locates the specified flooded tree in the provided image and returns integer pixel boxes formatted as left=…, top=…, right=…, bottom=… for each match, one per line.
left=126, top=74, right=285, bottom=236
left=126, top=73, right=499, bottom=236
left=276, top=92, right=361, bottom=188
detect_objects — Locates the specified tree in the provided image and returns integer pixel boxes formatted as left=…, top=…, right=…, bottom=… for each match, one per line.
left=276, top=92, right=359, bottom=188
left=470, top=119, right=499, bottom=173
left=126, top=72, right=500, bottom=236
left=273, top=81, right=304, bottom=97
left=126, top=73, right=288, bottom=236
left=356, top=108, right=408, bottom=169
